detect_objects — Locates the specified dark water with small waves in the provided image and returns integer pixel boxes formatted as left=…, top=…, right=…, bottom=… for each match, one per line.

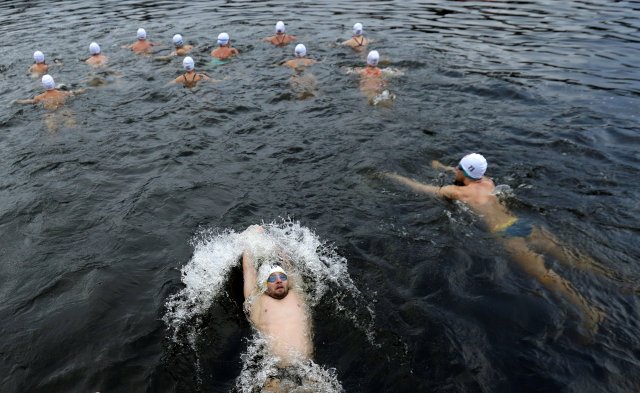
left=1, top=0, right=639, bottom=392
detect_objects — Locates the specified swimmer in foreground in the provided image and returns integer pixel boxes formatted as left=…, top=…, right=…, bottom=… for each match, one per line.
left=126, top=28, right=156, bottom=54
left=342, top=23, right=369, bottom=50
left=241, top=225, right=312, bottom=369
left=85, top=42, right=108, bottom=67
left=171, top=56, right=211, bottom=88
left=264, top=21, right=296, bottom=46
left=16, top=74, right=85, bottom=110
left=283, top=44, right=317, bottom=70
left=29, top=51, right=48, bottom=77
left=384, top=154, right=605, bottom=335
left=211, top=32, right=239, bottom=60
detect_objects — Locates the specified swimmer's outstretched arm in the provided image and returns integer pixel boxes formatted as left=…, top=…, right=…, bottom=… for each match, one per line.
left=241, top=225, right=264, bottom=299
left=15, top=98, right=36, bottom=105
left=384, top=172, right=459, bottom=199
left=431, top=160, right=457, bottom=173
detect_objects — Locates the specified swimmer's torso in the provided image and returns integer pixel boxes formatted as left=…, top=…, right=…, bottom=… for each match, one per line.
left=451, top=179, right=517, bottom=231
left=249, top=290, right=312, bottom=365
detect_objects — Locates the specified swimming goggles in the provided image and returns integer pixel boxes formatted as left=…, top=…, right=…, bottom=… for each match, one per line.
left=266, top=273, right=288, bottom=283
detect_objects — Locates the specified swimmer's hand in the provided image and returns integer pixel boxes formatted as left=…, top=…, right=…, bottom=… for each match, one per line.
left=71, top=88, right=87, bottom=96
left=431, top=160, right=456, bottom=173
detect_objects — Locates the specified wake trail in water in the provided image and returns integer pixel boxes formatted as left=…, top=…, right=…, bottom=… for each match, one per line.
left=163, top=220, right=375, bottom=392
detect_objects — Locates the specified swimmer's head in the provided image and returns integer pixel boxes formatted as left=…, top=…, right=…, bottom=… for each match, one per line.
left=33, top=51, right=45, bottom=64
left=137, top=28, right=147, bottom=40
left=182, top=56, right=195, bottom=71
left=89, top=42, right=101, bottom=55
left=275, top=21, right=286, bottom=33
left=367, top=50, right=380, bottom=66
left=294, top=43, right=306, bottom=57
left=173, top=34, right=184, bottom=47
left=217, top=32, right=230, bottom=46
left=458, top=153, right=487, bottom=180
left=265, top=265, right=289, bottom=299
left=42, top=74, right=55, bottom=90
left=353, top=23, right=363, bottom=36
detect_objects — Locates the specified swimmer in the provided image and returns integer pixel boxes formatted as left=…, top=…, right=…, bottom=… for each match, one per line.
left=171, top=56, right=211, bottom=88
left=170, top=34, right=193, bottom=56
left=16, top=74, right=85, bottom=110
left=126, top=28, right=156, bottom=54
left=241, top=225, right=313, bottom=370
left=264, top=21, right=296, bottom=46
left=283, top=44, right=317, bottom=70
left=211, top=32, right=239, bottom=60
left=85, top=42, right=108, bottom=67
left=342, top=23, right=369, bottom=50
left=354, top=50, right=389, bottom=102
left=29, top=51, right=48, bottom=76
left=384, top=154, right=606, bottom=335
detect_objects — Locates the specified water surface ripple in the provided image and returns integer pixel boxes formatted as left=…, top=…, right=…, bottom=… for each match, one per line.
left=1, top=0, right=639, bottom=392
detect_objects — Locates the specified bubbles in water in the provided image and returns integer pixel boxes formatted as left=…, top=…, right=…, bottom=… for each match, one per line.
left=163, top=220, right=375, bottom=392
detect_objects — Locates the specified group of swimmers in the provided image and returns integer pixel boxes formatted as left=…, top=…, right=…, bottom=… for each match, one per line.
left=19, top=21, right=390, bottom=109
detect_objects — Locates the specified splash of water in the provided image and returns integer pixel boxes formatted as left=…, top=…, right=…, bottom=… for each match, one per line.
left=163, top=220, right=376, bottom=391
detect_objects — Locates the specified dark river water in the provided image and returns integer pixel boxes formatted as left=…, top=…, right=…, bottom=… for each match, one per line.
left=1, top=0, right=639, bottom=392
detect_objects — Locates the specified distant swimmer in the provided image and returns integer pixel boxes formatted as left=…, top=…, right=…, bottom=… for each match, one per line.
left=171, top=34, right=193, bottom=56
left=16, top=74, right=85, bottom=110
left=241, top=225, right=312, bottom=370
left=85, top=42, right=108, bottom=67
left=342, top=23, right=369, bottom=50
left=283, top=44, right=317, bottom=70
left=211, top=32, right=239, bottom=60
left=29, top=51, right=48, bottom=77
left=264, top=21, right=296, bottom=46
left=171, top=56, right=211, bottom=88
left=127, top=28, right=156, bottom=54
left=384, top=153, right=606, bottom=335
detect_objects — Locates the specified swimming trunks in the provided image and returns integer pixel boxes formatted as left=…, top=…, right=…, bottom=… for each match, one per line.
left=493, top=217, right=533, bottom=238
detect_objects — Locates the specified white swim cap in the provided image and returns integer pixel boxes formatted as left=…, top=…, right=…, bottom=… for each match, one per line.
left=367, top=50, right=380, bottom=66
left=275, top=21, right=285, bottom=33
left=33, top=51, right=45, bottom=63
left=42, top=74, right=55, bottom=90
left=137, top=28, right=147, bottom=40
left=173, top=34, right=183, bottom=47
left=89, top=42, right=101, bottom=55
left=459, top=153, right=488, bottom=179
left=353, top=23, right=363, bottom=36
left=268, top=265, right=286, bottom=277
left=294, top=43, right=306, bottom=57
left=217, top=32, right=229, bottom=45
left=182, top=56, right=194, bottom=71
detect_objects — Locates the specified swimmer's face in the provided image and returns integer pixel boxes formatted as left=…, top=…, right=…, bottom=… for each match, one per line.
left=454, top=167, right=466, bottom=185
left=266, top=273, right=289, bottom=299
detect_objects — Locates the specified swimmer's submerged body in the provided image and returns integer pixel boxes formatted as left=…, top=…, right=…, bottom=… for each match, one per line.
left=384, top=154, right=608, bottom=337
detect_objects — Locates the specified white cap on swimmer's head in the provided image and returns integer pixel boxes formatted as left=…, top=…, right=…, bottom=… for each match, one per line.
left=459, top=153, right=487, bottom=179
left=182, top=56, right=194, bottom=71
left=137, top=28, right=147, bottom=40
left=267, top=265, right=286, bottom=280
left=33, top=51, right=45, bottom=63
left=275, top=21, right=285, bottom=33
left=353, top=23, right=363, bottom=36
left=294, top=43, right=306, bottom=57
left=173, top=34, right=183, bottom=47
left=217, top=32, right=230, bottom=45
left=367, top=50, right=379, bottom=66
left=89, top=42, right=101, bottom=55
left=42, top=74, right=55, bottom=90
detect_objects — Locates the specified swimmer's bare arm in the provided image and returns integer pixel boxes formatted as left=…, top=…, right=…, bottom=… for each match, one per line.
left=15, top=98, right=36, bottom=104
left=384, top=172, right=461, bottom=199
left=242, top=249, right=258, bottom=299
left=431, top=160, right=457, bottom=174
